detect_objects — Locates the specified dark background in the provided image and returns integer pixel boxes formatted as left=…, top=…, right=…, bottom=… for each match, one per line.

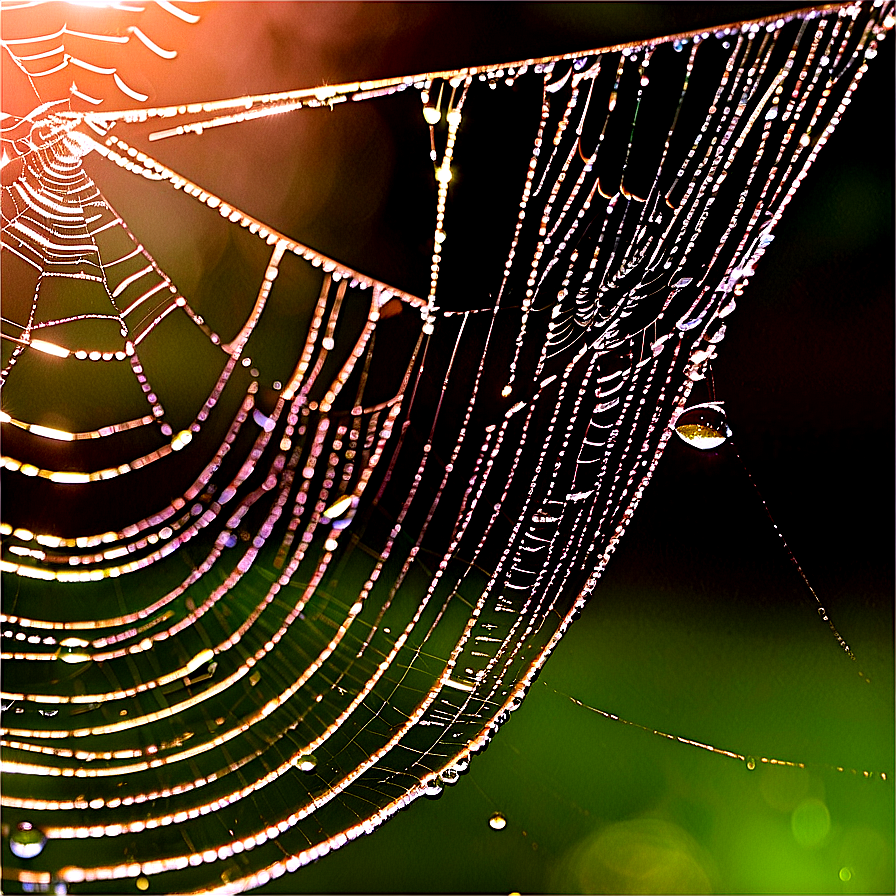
left=2, top=3, right=893, bottom=893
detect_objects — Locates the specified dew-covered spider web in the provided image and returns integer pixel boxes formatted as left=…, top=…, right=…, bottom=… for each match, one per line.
left=1, top=2, right=893, bottom=893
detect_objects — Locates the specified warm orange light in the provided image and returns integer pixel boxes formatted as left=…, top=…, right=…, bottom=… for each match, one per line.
left=29, top=339, right=70, bottom=358
left=29, top=424, right=74, bottom=442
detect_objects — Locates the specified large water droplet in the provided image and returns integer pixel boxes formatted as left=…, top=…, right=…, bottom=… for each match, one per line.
left=489, top=812, right=507, bottom=831
left=56, top=638, right=92, bottom=664
left=424, top=780, right=443, bottom=798
left=10, top=822, right=46, bottom=859
left=746, top=756, right=756, bottom=771
left=323, top=495, right=353, bottom=521
left=440, top=767, right=460, bottom=786
left=291, top=753, right=317, bottom=773
left=674, top=403, right=732, bottom=450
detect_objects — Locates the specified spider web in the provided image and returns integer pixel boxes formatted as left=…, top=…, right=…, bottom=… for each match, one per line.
left=1, top=3, right=893, bottom=894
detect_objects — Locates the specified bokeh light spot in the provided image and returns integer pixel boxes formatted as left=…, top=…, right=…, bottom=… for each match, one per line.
left=564, top=817, right=713, bottom=894
left=791, top=798, right=831, bottom=848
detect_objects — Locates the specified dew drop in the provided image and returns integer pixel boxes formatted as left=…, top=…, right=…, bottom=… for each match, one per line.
left=651, top=335, right=672, bottom=356
left=439, top=767, right=460, bottom=786
left=424, top=780, right=443, bottom=798
left=10, top=821, right=46, bottom=858
left=674, top=403, right=731, bottom=450
left=489, top=812, right=507, bottom=830
left=746, top=756, right=756, bottom=771
left=56, top=642, right=92, bottom=664
left=718, top=298, right=736, bottom=318
left=291, top=754, right=317, bottom=773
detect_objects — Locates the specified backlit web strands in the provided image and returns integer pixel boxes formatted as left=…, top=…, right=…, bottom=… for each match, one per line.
left=1, top=0, right=199, bottom=105
left=0, top=3, right=892, bottom=893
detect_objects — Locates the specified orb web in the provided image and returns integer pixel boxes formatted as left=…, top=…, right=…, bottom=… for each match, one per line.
left=1, top=3, right=892, bottom=894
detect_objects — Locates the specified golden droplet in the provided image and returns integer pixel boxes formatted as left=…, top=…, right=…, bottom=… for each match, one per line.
left=674, top=403, right=731, bottom=450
